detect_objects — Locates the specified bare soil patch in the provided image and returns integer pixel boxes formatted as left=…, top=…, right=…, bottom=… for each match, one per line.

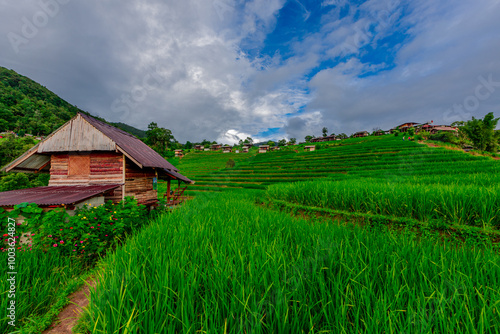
left=42, top=278, right=95, bottom=334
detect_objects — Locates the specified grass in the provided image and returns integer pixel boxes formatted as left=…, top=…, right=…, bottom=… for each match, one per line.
left=164, top=136, right=500, bottom=196
left=0, top=250, right=88, bottom=334
left=266, top=178, right=500, bottom=228
left=84, top=192, right=500, bottom=333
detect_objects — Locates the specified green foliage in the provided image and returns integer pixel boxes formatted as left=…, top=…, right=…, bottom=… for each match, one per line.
left=337, top=133, right=348, bottom=139
left=0, top=173, right=30, bottom=192
left=429, top=131, right=457, bottom=143
left=1, top=197, right=148, bottom=259
left=288, top=137, right=297, bottom=145
left=460, top=112, right=499, bottom=152
left=226, top=159, right=235, bottom=168
left=110, top=122, right=146, bottom=138
left=145, top=122, right=175, bottom=155
left=322, top=126, right=328, bottom=137
left=266, top=140, right=275, bottom=146
left=267, top=179, right=500, bottom=227
left=277, top=139, right=287, bottom=146
left=305, top=135, right=314, bottom=142
left=83, top=192, right=500, bottom=333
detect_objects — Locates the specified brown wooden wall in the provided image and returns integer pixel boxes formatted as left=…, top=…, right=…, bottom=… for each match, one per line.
left=124, top=158, right=157, bottom=205
left=49, top=152, right=124, bottom=203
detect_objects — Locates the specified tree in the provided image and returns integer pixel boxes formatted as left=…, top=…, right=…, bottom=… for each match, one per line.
left=305, top=135, right=314, bottom=143
left=329, top=133, right=335, bottom=137
left=322, top=127, right=328, bottom=137
left=407, top=127, right=415, bottom=136
left=460, top=112, right=499, bottom=152
left=278, top=139, right=287, bottom=146
left=267, top=140, right=275, bottom=146
left=288, top=138, right=297, bottom=145
left=184, top=141, right=193, bottom=149
left=145, top=122, right=175, bottom=153
left=337, top=133, right=348, bottom=139
left=245, top=137, right=254, bottom=145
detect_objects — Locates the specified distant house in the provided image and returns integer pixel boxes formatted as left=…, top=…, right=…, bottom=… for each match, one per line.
left=271, top=146, right=281, bottom=151
left=242, top=146, right=250, bottom=153
left=174, top=149, right=184, bottom=157
left=304, top=145, right=316, bottom=152
left=259, top=145, right=270, bottom=153
left=311, top=135, right=336, bottom=142
left=352, top=131, right=369, bottom=138
left=194, top=145, right=204, bottom=151
left=374, top=130, right=387, bottom=136
left=222, top=145, right=232, bottom=153
left=0, top=113, right=193, bottom=210
left=430, top=126, right=458, bottom=135
left=204, top=148, right=210, bottom=151
left=395, top=122, right=420, bottom=133
left=210, top=144, right=222, bottom=151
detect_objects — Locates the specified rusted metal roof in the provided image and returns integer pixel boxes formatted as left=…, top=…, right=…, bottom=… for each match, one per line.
left=79, top=113, right=179, bottom=172
left=162, top=169, right=194, bottom=184
left=0, top=185, right=121, bottom=207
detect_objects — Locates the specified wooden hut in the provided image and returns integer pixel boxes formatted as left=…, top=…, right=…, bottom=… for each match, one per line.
left=210, top=144, right=222, bottom=151
left=174, top=149, right=184, bottom=157
left=194, top=145, right=204, bottom=151
left=304, top=145, right=316, bottom=152
left=258, top=145, right=270, bottom=153
left=352, top=131, right=369, bottom=138
left=0, top=113, right=193, bottom=209
left=395, top=122, right=419, bottom=133
left=311, top=135, right=336, bottom=142
left=222, top=145, right=232, bottom=153
left=430, top=126, right=458, bottom=135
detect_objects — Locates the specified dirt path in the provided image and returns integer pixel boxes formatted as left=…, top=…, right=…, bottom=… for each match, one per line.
left=42, top=278, right=95, bottom=334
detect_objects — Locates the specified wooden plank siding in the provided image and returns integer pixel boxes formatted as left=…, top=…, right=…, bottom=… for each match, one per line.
left=124, top=158, right=157, bottom=205
left=49, top=152, right=124, bottom=203
left=38, top=114, right=116, bottom=153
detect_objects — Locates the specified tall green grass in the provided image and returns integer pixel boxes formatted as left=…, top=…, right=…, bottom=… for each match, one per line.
left=85, top=192, right=500, bottom=333
left=0, top=251, right=87, bottom=333
left=267, top=179, right=500, bottom=227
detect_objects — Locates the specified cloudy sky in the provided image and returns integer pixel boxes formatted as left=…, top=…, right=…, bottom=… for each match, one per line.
left=1, top=0, right=500, bottom=143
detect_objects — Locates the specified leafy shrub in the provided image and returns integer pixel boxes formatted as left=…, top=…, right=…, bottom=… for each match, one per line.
left=226, top=159, right=235, bottom=168
left=1, top=197, right=148, bottom=259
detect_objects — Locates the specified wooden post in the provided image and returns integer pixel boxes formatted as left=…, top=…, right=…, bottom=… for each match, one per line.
left=167, top=179, right=171, bottom=203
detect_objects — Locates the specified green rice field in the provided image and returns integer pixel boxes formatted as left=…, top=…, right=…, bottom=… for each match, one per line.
left=84, top=191, right=500, bottom=333
left=4, top=135, right=500, bottom=333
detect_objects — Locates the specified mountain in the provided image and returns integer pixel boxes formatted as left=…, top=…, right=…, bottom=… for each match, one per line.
left=0, top=66, right=145, bottom=137
left=111, top=122, right=146, bottom=138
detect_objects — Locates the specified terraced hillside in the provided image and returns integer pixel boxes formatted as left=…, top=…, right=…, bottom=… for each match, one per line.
left=163, top=136, right=500, bottom=197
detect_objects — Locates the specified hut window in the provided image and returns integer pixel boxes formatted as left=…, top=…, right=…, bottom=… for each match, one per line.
left=68, top=155, right=90, bottom=176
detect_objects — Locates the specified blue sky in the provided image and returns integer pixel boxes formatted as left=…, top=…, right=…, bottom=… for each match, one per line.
left=1, top=0, right=500, bottom=143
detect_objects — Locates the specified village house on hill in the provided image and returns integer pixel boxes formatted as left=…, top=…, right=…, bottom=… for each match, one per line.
left=0, top=113, right=193, bottom=211
left=352, top=131, right=369, bottom=138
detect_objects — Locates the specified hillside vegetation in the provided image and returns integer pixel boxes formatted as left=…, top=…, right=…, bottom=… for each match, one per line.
left=167, top=136, right=500, bottom=196
left=0, top=66, right=145, bottom=137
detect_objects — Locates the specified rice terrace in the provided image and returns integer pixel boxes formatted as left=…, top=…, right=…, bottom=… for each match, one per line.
left=2, top=1, right=500, bottom=333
